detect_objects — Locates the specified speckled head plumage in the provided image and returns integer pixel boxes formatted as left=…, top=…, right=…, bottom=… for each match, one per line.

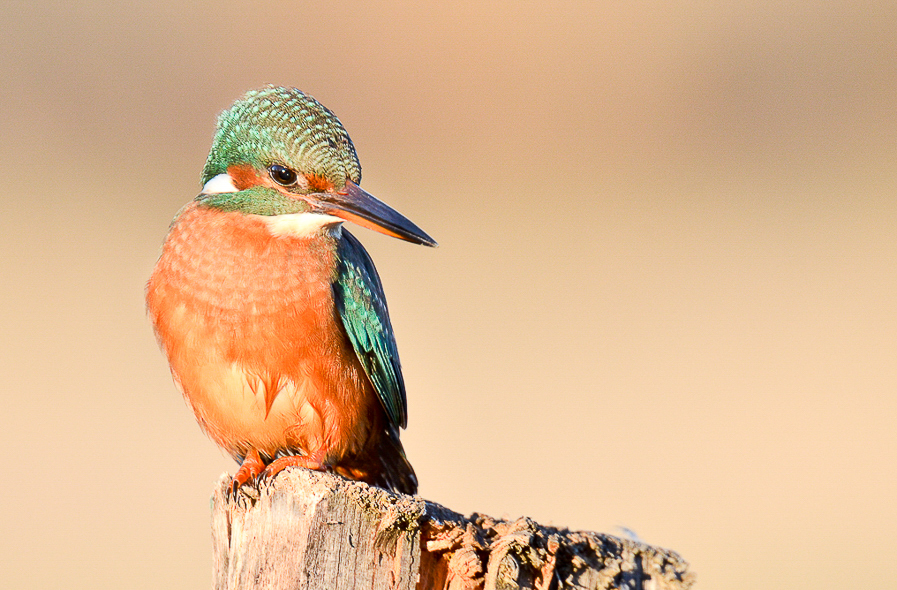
left=195, top=85, right=436, bottom=246
left=202, top=85, right=361, bottom=189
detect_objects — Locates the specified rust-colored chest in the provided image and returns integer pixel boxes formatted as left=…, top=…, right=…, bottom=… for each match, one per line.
left=146, top=203, right=378, bottom=461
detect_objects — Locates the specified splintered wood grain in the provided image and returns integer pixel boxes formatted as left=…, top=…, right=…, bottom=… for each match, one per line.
left=211, top=470, right=695, bottom=590
left=212, top=472, right=423, bottom=589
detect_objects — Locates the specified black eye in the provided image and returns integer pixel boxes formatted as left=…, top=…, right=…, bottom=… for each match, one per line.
left=268, top=164, right=298, bottom=186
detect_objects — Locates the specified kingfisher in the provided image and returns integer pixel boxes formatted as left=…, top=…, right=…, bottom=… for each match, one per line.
left=146, top=86, right=435, bottom=495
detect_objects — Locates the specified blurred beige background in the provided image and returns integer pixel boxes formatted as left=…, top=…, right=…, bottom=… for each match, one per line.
left=1, top=1, right=895, bottom=588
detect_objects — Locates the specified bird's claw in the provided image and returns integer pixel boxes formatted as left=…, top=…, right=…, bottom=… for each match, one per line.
left=228, top=450, right=332, bottom=499
left=260, top=455, right=327, bottom=483
left=230, top=449, right=265, bottom=500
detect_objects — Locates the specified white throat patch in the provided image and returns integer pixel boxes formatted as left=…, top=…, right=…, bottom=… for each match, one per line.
left=263, top=213, right=344, bottom=238
left=201, top=173, right=239, bottom=194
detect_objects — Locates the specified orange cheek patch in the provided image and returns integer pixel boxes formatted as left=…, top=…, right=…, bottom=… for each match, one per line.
left=227, top=165, right=262, bottom=190
left=305, top=174, right=334, bottom=192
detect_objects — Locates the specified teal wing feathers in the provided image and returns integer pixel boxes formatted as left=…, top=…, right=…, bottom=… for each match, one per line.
left=333, top=230, right=408, bottom=429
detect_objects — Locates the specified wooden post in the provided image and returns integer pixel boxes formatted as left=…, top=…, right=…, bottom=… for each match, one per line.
left=211, top=469, right=695, bottom=590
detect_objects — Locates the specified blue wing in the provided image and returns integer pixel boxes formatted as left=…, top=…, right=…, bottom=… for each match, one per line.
left=333, top=230, right=408, bottom=429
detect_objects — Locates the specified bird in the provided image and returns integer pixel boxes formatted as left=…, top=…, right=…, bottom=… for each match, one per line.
left=146, top=86, right=436, bottom=495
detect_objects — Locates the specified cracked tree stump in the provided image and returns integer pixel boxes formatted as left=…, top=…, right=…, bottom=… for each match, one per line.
left=211, top=469, right=695, bottom=590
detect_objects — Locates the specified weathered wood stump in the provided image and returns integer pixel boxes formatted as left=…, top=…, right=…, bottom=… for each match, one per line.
left=211, top=469, right=694, bottom=590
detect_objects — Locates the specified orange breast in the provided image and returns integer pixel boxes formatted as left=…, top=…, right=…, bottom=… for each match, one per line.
left=146, top=203, right=379, bottom=462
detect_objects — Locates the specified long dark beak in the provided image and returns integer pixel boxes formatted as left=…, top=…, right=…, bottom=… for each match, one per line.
left=313, top=181, right=437, bottom=247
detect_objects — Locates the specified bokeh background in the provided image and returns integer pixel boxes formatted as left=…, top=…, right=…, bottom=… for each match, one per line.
left=2, top=2, right=895, bottom=588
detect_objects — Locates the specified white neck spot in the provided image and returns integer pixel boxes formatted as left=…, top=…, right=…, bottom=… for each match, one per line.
left=201, top=173, right=239, bottom=194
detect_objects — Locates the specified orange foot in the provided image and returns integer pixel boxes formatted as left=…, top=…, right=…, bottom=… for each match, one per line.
left=231, top=449, right=265, bottom=497
left=261, top=453, right=328, bottom=482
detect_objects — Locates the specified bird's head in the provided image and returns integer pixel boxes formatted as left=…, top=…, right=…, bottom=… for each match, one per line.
left=198, top=85, right=436, bottom=246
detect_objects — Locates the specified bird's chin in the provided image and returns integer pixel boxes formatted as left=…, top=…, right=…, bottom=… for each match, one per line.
left=260, top=212, right=343, bottom=238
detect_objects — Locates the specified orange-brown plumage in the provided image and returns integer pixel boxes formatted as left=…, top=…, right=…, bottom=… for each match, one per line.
left=148, top=203, right=383, bottom=470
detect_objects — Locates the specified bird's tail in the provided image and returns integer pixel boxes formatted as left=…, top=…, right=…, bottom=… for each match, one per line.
left=373, top=427, right=418, bottom=495
left=336, top=426, right=418, bottom=495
